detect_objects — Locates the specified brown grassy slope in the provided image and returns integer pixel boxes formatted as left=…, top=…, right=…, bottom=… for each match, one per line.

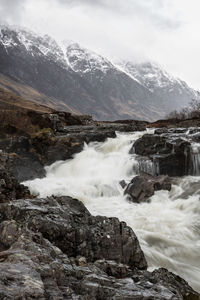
left=0, top=73, right=79, bottom=114
left=0, top=88, right=56, bottom=135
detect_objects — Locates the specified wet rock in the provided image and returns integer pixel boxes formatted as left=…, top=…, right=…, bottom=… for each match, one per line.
left=124, top=173, right=171, bottom=203
left=151, top=268, right=200, bottom=300
left=131, top=134, right=191, bottom=177
left=0, top=196, right=147, bottom=270
left=94, top=259, right=133, bottom=278
left=76, top=256, right=87, bottom=267
left=28, top=110, right=95, bottom=132
left=30, top=122, right=147, bottom=166
left=0, top=219, right=198, bottom=300
left=131, top=134, right=171, bottom=156
left=31, top=119, right=148, bottom=164
left=111, top=119, right=148, bottom=128
left=0, top=151, right=31, bottom=202
left=31, top=127, right=116, bottom=165
left=155, top=128, right=188, bottom=135
left=0, top=101, right=147, bottom=181
left=95, top=121, right=147, bottom=132
left=0, top=136, right=45, bottom=182
left=119, top=180, right=127, bottom=189
left=154, top=128, right=169, bottom=135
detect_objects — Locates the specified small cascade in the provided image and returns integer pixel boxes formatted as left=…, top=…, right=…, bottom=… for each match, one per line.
left=23, top=130, right=200, bottom=292
left=190, top=143, right=200, bottom=175
left=133, top=157, right=159, bottom=176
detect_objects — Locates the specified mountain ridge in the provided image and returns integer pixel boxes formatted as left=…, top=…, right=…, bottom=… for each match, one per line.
left=0, top=24, right=197, bottom=121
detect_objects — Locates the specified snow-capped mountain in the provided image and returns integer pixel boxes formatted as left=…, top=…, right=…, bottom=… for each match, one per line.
left=63, top=41, right=165, bottom=120
left=119, top=61, right=198, bottom=111
left=0, top=25, right=66, bottom=68
left=0, top=25, right=197, bottom=121
left=65, top=41, right=114, bottom=76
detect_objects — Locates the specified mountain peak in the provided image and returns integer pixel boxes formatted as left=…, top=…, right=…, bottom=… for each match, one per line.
left=0, top=24, right=198, bottom=121
left=63, top=41, right=114, bottom=75
left=118, top=60, right=196, bottom=92
left=0, top=25, right=67, bottom=68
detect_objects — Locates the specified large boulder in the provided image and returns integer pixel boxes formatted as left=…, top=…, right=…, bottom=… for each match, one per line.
left=0, top=197, right=200, bottom=300
left=0, top=219, right=198, bottom=299
left=131, top=134, right=170, bottom=156
left=0, top=196, right=147, bottom=270
left=130, top=134, right=191, bottom=177
left=124, top=173, right=171, bottom=203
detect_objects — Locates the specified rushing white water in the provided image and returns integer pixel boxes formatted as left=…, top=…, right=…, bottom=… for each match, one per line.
left=23, top=130, right=200, bottom=292
left=190, top=143, right=200, bottom=175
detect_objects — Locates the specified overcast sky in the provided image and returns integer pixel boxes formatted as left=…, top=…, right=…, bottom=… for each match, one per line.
left=1, top=0, right=200, bottom=89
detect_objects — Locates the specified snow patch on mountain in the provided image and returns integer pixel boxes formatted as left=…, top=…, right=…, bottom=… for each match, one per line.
left=63, top=41, right=115, bottom=75
left=118, top=61, right=196, bottom=96
left=0, top=24, right=198, bottom=118
left=0, top=25, right=67, bottom=67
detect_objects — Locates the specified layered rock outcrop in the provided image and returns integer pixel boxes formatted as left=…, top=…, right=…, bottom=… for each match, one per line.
left=0, top=196, right=198, bottom=300
left=0, top=89, right=147, bottom=181
left=0, top=196, right=147, bottom=270
left=130, top=131, right=192, bottom=176
left=0, top=151, right=31, bottom=202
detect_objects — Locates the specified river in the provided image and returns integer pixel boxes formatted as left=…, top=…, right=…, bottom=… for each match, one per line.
left=23, top=129, right=200, bottom=292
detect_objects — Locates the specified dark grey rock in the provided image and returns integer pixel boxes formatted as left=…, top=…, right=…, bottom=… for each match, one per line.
left=124, top=173, right=171, bottom=203
left=0, top=196, right=147, bottom=270
left=131, top=134, right=191, bottom=177
left=119, top=180, right=127, bottom=189
left=0, top=151, right=31, bottom=202
left=0, top=136, right=45, bottom=181
left=0, top=210, right=198, bottom=299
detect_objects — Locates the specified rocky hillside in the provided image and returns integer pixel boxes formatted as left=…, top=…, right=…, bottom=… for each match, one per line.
left=0, top=25, right=197, bottom=121
left=119, top=61, right=197, bottom=113
left=64, top=41, right=165, bottom=121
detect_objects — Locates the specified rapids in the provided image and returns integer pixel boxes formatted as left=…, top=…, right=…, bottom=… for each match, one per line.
left=23, top=129, right=200, bottom=292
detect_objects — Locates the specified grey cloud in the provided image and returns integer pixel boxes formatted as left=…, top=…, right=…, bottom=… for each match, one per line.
left=56, top=0, right=108, bottom=7
left=0, top=0, right=181, bottom=31
left=0, top=0, right=26, bottom=24
left=55, top=0, right=181, bottom=30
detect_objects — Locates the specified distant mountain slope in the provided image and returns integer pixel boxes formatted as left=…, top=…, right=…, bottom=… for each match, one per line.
left=0, top=87, right=53, bottom=113
left=0, top=25, right=197, bottom=121
left=0, top=73, right=78, bottom=114
left=0, top=26, right=97, bottom=116
left=118, top=61, right=198, bottom=112
left=64, top=42, right=164, bottom=120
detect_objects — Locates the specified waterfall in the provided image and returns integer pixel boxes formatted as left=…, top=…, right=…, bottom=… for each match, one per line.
left=133, top=156, right=159, bottom=176
left=23, top=130, right=200, bottom=292
left=190, top=143, right=200, bottom=175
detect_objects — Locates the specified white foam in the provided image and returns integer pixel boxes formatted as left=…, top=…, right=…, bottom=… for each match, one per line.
left=23, top=130, right=200, bottom=292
